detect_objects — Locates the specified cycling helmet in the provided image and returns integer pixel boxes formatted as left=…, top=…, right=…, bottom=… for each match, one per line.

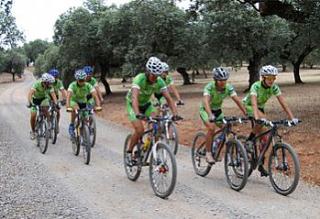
left=48, top=68, right=59, bottom=77
left=83, top=65, right=94, bottom=75
left=41, top=73, right=55, bottom=83
left=212, top=67, right=230, bottom=80
left=161, top=62, right=169, bottom=72
left=74, top=69, right=87, bottom=80
left=260, top=65, right=278, bottom=76
left=146, top=57, right=163, bottom=75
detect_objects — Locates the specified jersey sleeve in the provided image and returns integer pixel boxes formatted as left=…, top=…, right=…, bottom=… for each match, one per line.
left=31, top=81, right=39, bottom=91
left=67, top=82, right=75, bottom=93
left=88, top=83, right=95, bottom=93
left=272, top=84, right=281, bottom=96
left=203, top=82, right=212, bottom=96
left=132, top=74, right=143, bottom=90
left=58, top=80, right=65, bottom=90
left=158, top=78, right=168, bottom=93
left=249, top=82, right=259, bottom=96
left=167, top=75, right=174, bottom=86
left=227, top=84, right=237, bottom=97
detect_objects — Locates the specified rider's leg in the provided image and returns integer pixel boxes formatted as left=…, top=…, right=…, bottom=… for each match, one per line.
left=30, top=111, right=37, bottom=132
left=69, top=101, right=79, bottom=137
left=128, top=120, right=144, bottom=152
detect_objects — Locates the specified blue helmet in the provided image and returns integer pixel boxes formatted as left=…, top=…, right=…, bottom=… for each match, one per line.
left=48, top=68, right=59, bottom=78
left=83, top=66, right=94, bottom=75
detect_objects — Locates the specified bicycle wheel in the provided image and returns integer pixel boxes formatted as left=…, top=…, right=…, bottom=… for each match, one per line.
left=71, top=124, right=81, bottom=156
left=149, top=142, right=177, bottom=199
left=123, top=134, right=141, bottom=181
left=166, top=122, right=179, bottom=155
left=224, top=139, right=248, bottom=191
left=51, top=113, right=58, bottom=144
left=268, top=143, right=300, bottom=196
left=89, top=115, right=96, bottom=148
left=82, top=125, right=91, bottom=165
left=191, top=132, right=211, bottom=177
left=238, top=135, right=254, bottom=177
left=38, top=120, right=49, bottom=154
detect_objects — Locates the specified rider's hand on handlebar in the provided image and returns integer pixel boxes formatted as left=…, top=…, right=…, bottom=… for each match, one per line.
left=66, top=107, right=73, bottom=112
left=172, top=115, right=183, bottom=121
left=27, top=102, right=33, bottom=108
left=291, top=118, right=299, bottom=125
left=256, top=118, right=268, bottom=125
left=176, top=100, right=184, bottom=106
left=136, top=113, right=146, bottom=120
left=60, top=99, right=66, bottom=106
left=94, top=106, right=102, bottom=112
left=209, top=115, right=216, bottom=123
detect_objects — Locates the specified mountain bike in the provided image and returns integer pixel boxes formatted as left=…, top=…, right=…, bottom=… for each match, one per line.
left=123, top=115, right=182, bottom=198
left=154, top=102, right=183, bottom=155
left=48, top=101, right=60, bottom=144
left=34, top=105, right=50, bottom=154
left=191, top=117, right=249, bottom=191
left=239, top=118, right=301, bottom=196
left=87, top=105, right=97, bottom=148
left=67, top=106, right=102, bottom=165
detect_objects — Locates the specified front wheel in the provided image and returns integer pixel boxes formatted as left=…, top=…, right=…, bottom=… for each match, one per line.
left=89, top=115, right=96, bottom=148
left=50, top=113, right=58, bottom=144
left=149, top=142, right=177, bottom=199
left=123, top=134, right=142, bottom=181
left=268, top=143, right=300, bottom=196
left=38, top=120, right=49, bottom=154
left=224, top=139, right=248, bottom=191
left=165, top=122, right=179, bottom=155
left=82, top=125, right=91, bottom=165
left=191, top=132, right=211, bottom=177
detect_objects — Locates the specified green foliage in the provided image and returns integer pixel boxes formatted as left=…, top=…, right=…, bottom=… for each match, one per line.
left=34, top=45, right=60, bottom=77
left=1, top=49, right=26, bottom=74
left=23, top=39, right=50, bottom=64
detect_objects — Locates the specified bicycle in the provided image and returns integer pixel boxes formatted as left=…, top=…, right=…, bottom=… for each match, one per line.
left=123, top=115, right=182, bottom=198
left=191, top=117, right=249, bottom=191
left=87, top=105, right=97, bottom=148
left=32, top=105, right=50, bottom=154
left=67, top=106, right=102, bottom=165
left=240, top=118, right=301, bottom=196
left=154, top=102, right=183, bottom=155
left=48, top=101, right=61, bottom=144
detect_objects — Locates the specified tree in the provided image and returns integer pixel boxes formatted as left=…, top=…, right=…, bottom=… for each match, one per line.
left=2, top=50, right=26, bottom=81
left=23, top=40, right=50, bottom=65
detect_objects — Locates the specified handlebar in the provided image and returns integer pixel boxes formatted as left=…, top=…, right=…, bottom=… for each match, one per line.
left=136, top=114, right=183, bottom=122
left=209, top=116, right=250, bottom=124
left=255, top=119, right=302, bottom=127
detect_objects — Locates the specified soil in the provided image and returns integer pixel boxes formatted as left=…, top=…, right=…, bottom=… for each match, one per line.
left=99, top=67, right=320, bottom=186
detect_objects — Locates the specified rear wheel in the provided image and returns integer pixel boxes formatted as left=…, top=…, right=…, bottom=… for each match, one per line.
left=89, top=115, right=96, bottom=148
left=149, top=142, right=177, bottom=198
left=268, top=143, right=300, bottom=196
left=224, top=139, right=248, bottom=191
left=51, top=113, right=58, bottom=144
left=123, top=134, right=142, bottom=181
left=191, top=132, right=211, bottom=177
left=38, top=120, right=49, bottom=154
left=82, top=125, right=91, bottom=165
left=72, top=124, right=81, bottom=156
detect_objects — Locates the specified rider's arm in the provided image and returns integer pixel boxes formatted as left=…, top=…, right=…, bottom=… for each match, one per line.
left=91, top=90, right=101, bottom=107
left=250, top=95, right=260, bottom=120
left=231, top=95, right=246, bottom=116
left=203, top=95, right=213, bottom=118
left=168, top=84, right=182, bottom=101
left=95, top=85, right=104, bottom=103
left=61, top=88, right=67, bottom=101
left=131, top=87, right=140, bottom=115
left=50, top=91, right=58, bottom=105
left=28, top=89, right=35, bottom=104
left=276, top=95, right=294, bottom=120
left=163, top=90, right=178, bottom=115
left=66, top=91, right=72, bottom=108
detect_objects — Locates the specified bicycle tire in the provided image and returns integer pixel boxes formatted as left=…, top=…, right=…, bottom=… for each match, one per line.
left=89, top=115, right=96, bottom=148
left=123, top=134, right=142, bottom=181
left=268, top=143, right=300, bottom=196
left=149, top=142, right=177, bottom=199
left=82, top=125, right=91, bottom=165
left=238, top=135, right=254, bottom=177
left=166, top=122, right=179, bottom=155
left=39, top=120, right=49, bottom=154
left=51, top=113, right=58, bottom=144
left=224, top=139, right=248, bottom=191
left=191, top=132, right=212, bottom=177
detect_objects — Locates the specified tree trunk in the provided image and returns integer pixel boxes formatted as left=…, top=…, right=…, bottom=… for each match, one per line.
left=246, top=56, right=261, bottom=91
left=202, top=68, right=208, bottom=78
left=176, top=67, right=191, bottom=85
left=12, top=72, right=15, bottom=82
left=282, top=64, right=287, bottom=72
left=100, top=63, right=112, bottom=95
left=292, top=62, right=303, bottom=84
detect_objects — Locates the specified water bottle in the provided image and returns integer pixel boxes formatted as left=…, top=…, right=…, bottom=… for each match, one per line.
left=212, top=133, right=224, bottom=154
left=143, top=136, right=151, bottom=151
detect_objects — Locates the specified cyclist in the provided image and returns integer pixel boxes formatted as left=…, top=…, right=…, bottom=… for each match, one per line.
left=27, top=73, right=58, bottom=140
left=48, top=68, right=67, bottom=132
left=66, top=69, right=102, bottom=138
left=83, top=65, right=104, bottom=107
left=125, top=57, right=181, bottom=163
left=243, top=65, right=299, bottom=176
left=154, top=62, right=184, bottom=106
left=200, top=67, right=246, bottom=164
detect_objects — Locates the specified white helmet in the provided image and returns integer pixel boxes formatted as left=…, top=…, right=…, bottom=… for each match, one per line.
left=146, top=57, right=163, bottom=75
left=41, top=73, right=55, bottom=83
left=260, top=65, right=278, bottom=76
left=161, top=62, right=169, bottom=72
left=74, top=69, right=87, bottom=80
left=213, top=67, right=230, bottom=80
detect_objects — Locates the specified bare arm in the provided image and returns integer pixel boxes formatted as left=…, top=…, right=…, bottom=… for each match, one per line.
left=231, top=95, right=246, bottom=116
left=203, top=95, right=213, bottom=118
left=66, top=91, right=72, bottom=108
left=95, top=85, right=104, bottom=102
left=163, top=90, right=178, bottom=115
left=251, top=95, right=260, bottom=120
left=60, top=89, right=67, bottom=100
left=131, top=88, right=140, bottom=115
left=91, top=90, right=101, bottom=107
left=28, top=89, right=35, bottom=104
left=50, top=91, right=58, bottom=105
left=277, top=95, right=294, bottom=119
left=168, top=85, right=181, bottom=101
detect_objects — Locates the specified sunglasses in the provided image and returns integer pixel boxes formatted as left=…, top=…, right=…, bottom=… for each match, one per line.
left=264, top=76, right=277, bottom=81
left=78, top=79, right=86, bottom=83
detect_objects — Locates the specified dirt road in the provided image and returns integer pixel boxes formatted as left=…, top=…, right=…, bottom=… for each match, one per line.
left=0, top=71, right=319, bottom=218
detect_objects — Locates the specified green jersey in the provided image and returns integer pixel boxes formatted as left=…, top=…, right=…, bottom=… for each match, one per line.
left=52, top=79, right=64, bottom=95
left=126, top=73, right=167, bottom=105
left=31, top=80, right=53, bottom=99
left=200, top=82, right=236, bottom=110
left=155, top=75, right=174, bottom=94
left=243, top=81, right=281, bottom=108
left=87, top=77, right=98, bottom=87
left=68, top=81, right=94, bottom=103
